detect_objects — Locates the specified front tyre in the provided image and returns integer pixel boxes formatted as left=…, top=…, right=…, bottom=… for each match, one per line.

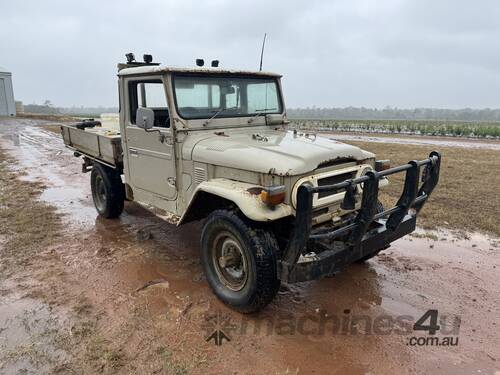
left=90, top=163, right=124, bottom=218
left=201, top=210, right=280, bottom=313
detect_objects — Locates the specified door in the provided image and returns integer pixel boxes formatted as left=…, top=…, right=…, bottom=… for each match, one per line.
left=0, top=79, right=7, bottom=115
left=125, top=79, right=177, bottom=200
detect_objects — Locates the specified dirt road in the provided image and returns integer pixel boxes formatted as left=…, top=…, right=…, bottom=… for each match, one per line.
left=0, top=118, right=499, bottom=374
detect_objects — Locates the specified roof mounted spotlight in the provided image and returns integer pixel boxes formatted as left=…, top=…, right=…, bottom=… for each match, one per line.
left=125, top=53, right=136, bottom=63
left=118, top=52, right=160, bottom=71
left=211, top=60, right=219, bottom=68
left=196, top=59, right=204, bottom=67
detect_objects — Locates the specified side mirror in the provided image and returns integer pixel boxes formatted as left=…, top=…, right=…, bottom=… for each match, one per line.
left=136, top=107, right=154, bottom=130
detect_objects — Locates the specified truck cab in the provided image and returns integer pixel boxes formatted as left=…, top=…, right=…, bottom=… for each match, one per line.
left=117, top=63, right=289, bottom=222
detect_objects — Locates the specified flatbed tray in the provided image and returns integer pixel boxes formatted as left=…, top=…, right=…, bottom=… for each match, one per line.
left=61, top=124, right=122, bottom=167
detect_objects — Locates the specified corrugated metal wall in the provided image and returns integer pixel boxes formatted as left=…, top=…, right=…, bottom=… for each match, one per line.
left=0, top=70, right=16, bottom=116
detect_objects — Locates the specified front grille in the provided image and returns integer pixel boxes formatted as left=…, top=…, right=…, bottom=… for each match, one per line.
left=317, top=172, right=354, bottom=198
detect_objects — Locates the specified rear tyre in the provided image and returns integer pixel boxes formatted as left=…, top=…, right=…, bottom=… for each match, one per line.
left=90, top=163, right=124, bottom=218
left=355, top=200, right=386, bottom=263
left=201, top=210, right=280, bottom=313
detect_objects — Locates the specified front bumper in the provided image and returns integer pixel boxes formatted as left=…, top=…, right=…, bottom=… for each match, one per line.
left=278, top=151, right=441, bottom=283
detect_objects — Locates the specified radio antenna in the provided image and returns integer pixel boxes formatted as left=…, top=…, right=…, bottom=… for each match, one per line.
left=259, top=33, right=267, bottom=71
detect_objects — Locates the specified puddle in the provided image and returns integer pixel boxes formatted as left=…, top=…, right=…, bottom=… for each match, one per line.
left=0, top=120, right=100, bottom=228
left=0, top=287, right=69, bottom=374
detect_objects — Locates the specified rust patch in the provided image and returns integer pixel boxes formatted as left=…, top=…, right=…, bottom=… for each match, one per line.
left=246, top=187, right=263, bottom=195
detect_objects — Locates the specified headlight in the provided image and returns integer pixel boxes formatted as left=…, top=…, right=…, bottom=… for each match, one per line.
left=260, top=185, right=286, bottom=206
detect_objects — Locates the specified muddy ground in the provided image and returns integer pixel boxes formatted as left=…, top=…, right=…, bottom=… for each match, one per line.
left=0, top=117, right=499, bottom=374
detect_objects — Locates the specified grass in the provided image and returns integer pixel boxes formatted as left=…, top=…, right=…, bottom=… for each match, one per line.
left=409, top=232, right=439, bottom=241
left=156, top=347, right=189, bottom=375
left=1, top=341, right=54, bottom=369
left=0, top=150, right=61, bottom=274
left=292, top=119, right=500, bottom=138
left=85, top=337, right=125, bottom=372
left=344, top=140, right=500, bottom=236
left=155, top=346, right=208, bottom=375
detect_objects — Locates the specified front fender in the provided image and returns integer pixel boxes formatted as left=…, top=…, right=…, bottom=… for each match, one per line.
left=179, top=178, right=293, bottom=224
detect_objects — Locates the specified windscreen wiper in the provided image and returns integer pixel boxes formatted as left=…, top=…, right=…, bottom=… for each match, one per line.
left=247, top=108, right=277, bottom=124
left=203, top=107, right=237, bottom=126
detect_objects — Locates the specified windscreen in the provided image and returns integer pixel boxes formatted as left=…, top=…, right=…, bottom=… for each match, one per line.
left=173, top=75, right=282, bottom=120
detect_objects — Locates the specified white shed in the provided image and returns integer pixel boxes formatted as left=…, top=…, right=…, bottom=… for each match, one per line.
left=0, top=67, right=16, bottom=116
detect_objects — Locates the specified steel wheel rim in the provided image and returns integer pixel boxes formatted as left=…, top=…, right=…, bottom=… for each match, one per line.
left=94, top=174, right=107, bottom=211
left=211, top=231, right=248, bottom=291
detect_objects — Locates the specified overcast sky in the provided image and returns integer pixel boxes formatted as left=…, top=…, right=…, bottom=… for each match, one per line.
left=1, top=0, right=499, bottom=108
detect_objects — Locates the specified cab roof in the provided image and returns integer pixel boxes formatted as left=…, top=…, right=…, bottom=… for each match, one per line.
left=117, top=65, right=282, bottom=78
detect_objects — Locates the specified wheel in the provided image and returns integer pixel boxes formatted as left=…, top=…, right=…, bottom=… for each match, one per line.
left=355, top=200, right=386, bottom=263
left=90, top=163, right=124, bottom=218
left=201, top=210, right=280, bottom=313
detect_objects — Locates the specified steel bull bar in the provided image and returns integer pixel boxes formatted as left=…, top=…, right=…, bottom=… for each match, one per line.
left=278, top=151, right=441, bottom=283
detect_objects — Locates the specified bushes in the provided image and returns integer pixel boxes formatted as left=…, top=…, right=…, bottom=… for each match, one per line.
left=290, top=119, right=500, bottom=138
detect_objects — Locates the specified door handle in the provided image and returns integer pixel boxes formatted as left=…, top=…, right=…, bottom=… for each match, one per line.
left=167, top=177, right=176, bottom=187
left=129, top=148, right=138, bottom=156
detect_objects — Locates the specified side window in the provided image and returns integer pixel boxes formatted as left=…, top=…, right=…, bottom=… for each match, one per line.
left=128, top=80, right=170, bottom=128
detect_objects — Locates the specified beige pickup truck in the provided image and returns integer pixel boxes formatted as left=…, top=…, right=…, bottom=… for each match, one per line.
left=61, top=54, right=441, bottom=313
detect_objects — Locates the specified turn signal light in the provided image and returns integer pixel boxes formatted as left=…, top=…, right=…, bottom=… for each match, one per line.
left=260, top=185, right=286, bottom=206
